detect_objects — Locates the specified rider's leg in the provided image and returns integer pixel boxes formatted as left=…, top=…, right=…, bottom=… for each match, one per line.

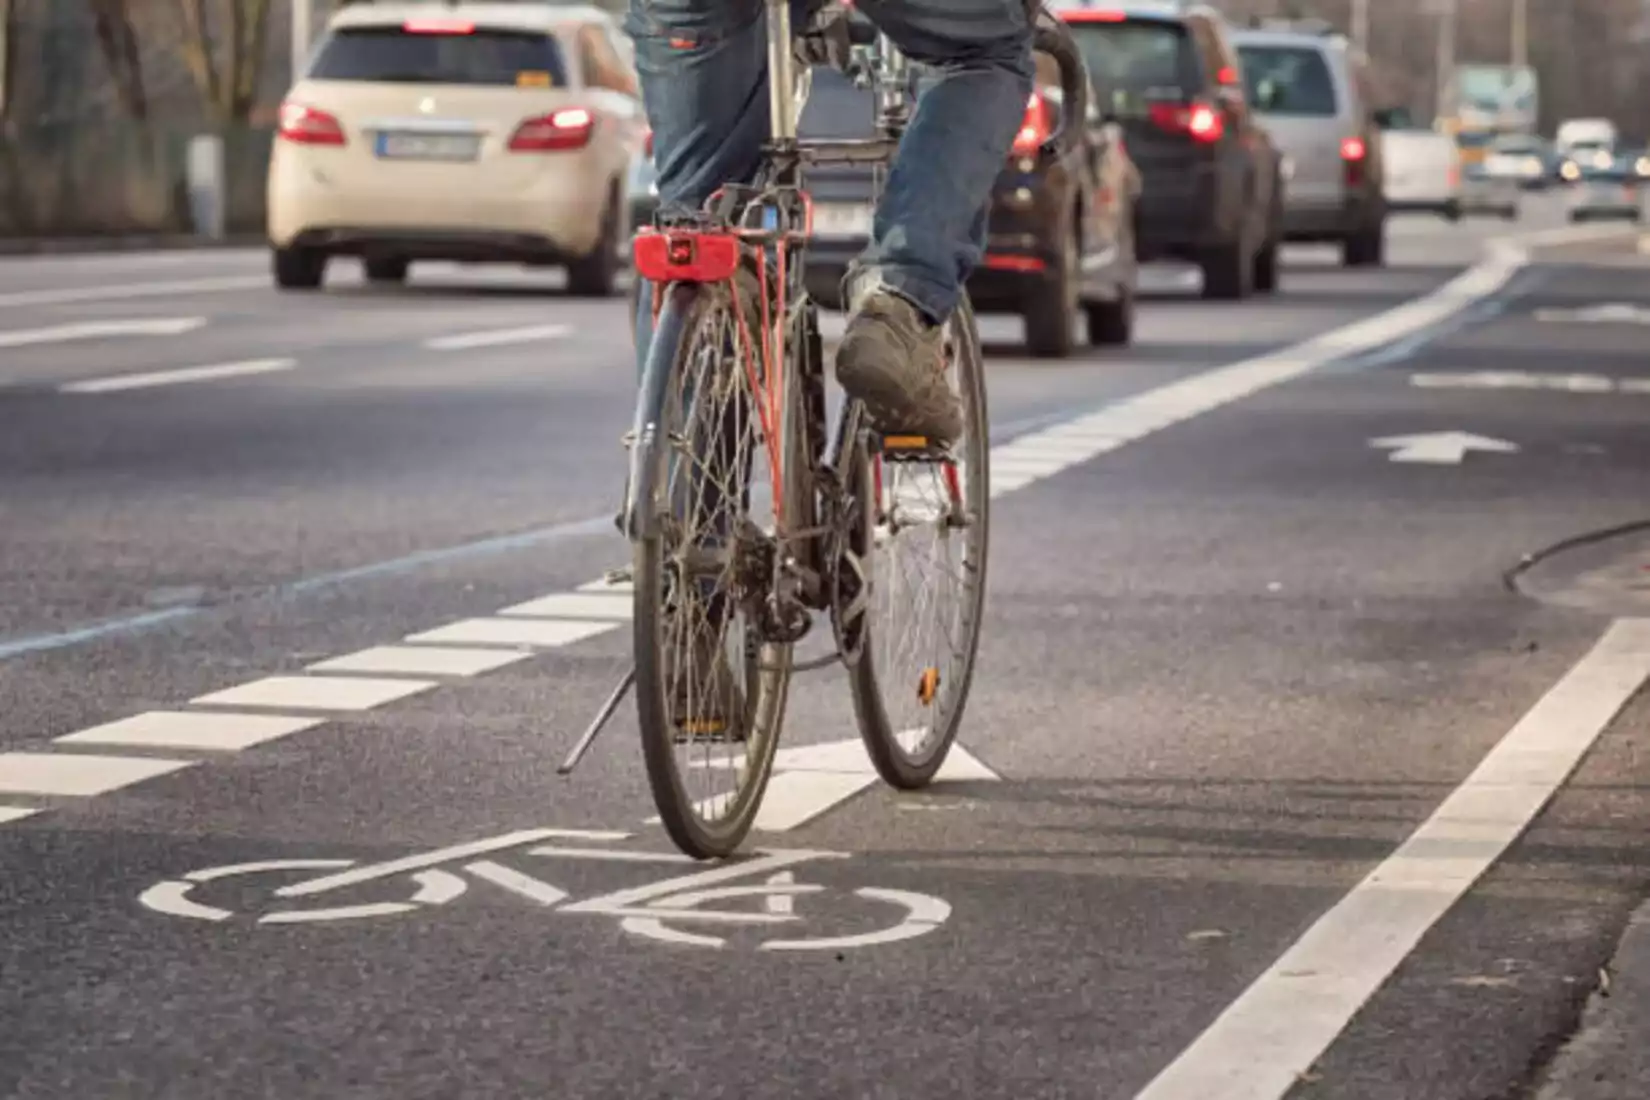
left=837, top=0, right=1034, bottom=446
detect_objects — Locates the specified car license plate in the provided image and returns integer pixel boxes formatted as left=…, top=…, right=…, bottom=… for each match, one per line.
left=812, top=203, right=872, bottom=239
left=375, top=131, right=480, bottom=162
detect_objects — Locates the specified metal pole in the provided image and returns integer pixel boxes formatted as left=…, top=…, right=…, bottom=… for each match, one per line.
left=1434, top=0, right=1456, bottom=124
left=1510, top=0, right=1528, bottom=68
left=1351, top=0, right=1369, bottom=53
left=292, top=0, right=312, bottom=84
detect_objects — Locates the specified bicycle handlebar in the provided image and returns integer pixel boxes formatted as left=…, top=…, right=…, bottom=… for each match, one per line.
left=1028, top=5, right=1089, bottom=161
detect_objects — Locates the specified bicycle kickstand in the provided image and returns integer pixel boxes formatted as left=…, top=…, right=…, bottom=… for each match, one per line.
left=557, top=664, right=636, bottom=776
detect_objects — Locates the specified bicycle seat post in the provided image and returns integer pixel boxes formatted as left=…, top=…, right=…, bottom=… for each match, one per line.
left=766, top=0, right=798, bottom=144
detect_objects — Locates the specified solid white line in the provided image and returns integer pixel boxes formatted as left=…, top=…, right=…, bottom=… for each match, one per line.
left=404, top=618, right=619, bottom=648
left=56, top=711, right=324, bottom=752
left=191, top=675, right=438, bottom=712
left=1136, top=618, right=1650, bottom=1100
left=497, top=592, right=633, bottom=620
left=61, top=358, right=294, bottom=394
left=0, top=752, right=195, bottom=796
left=0, top=275, right=266, bottom=309
left=0, top=806, right=40, bottom=824
left=0, top=317, right=206, bottom=349
left=424, top=323, right=572, bottom=350
left=308, top=645, right=533, bottom=678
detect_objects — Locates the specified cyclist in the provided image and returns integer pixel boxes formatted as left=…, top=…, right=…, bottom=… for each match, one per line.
left=625, top=0, right=1035, bottom=447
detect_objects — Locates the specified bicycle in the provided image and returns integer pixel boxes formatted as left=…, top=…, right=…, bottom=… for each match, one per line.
left=561, top=1, right=1091, bottom=859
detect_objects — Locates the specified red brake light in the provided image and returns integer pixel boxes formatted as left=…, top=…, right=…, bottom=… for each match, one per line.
left=1062, top=10, right=1127, bottom=21
left=277, top=102, right=345, bottom=146
left=403, top=19, right=474, bottom=34
left=509, top=108, right=595, bottom=152
left=633, top=229, right=740, bottom=283
left=1011, top=92, right=1052, bottom=157
left=1217, top=65, right=1239, bottom=85
left=1149, top=101, right=1224, bottom=144
left=1340, top=136, right=1367, bottom=161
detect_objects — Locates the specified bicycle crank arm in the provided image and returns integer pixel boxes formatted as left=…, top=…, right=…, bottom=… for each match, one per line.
left=557, top=665, right=636, bottom=776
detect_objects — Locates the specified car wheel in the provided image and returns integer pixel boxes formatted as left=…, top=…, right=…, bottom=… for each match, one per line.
left=272, top=245, right=326, bottom=291
left=1024, top=206, right=1078, bottom=358
left=364, top=256, right=410, bottom=284
left=1085, top=282, right=1133, bottom=347
left=1443, top=200, right=1462, bottom=223
left=567, top=185, right=622, bottom=297
left=1201, top=237, right=1252, bottom=301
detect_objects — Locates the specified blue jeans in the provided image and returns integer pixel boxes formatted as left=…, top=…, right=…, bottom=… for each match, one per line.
left=626, top=0, right=1034, bottom=364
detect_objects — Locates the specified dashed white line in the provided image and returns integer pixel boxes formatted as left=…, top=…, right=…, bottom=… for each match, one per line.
left=1137, top=618, right=1650, bottom=1100
left=0, top=317, right=206, bottom=349
left=405, top=617, right=619, bottom=648
left=61, top=358, right=294, bottom=394
left=0, top=752, right=195, bottom=796
left=308, top=645, right=534, bottom=678
left=55, top=711, right=325, bottom=752
left=0, top=806, right=40, bottom=825
left=498, top=592, right=633, bottom=619
left=424, top=323, right=572, bottom=350
left=0, top=275, right=266, bottom=309
left=192, top=675, right=438, bottom=712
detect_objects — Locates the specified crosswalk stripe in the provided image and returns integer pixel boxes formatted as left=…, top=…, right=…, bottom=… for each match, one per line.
left=308, top=645, right=533, bottom=677
left=192, top=676, right=437, bottom=712
left=0, top=752, right=195, bottom=796
left=55, top=711, right=325, bottom=752
left=405, top=618, right=619, bottom=648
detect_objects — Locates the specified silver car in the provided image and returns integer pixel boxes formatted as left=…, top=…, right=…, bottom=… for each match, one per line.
left=1231, top=21, right=1387, bottom=267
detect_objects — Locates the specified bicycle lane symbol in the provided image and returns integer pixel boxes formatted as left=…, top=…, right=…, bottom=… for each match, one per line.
left=137, top=828, right=951, bottom=951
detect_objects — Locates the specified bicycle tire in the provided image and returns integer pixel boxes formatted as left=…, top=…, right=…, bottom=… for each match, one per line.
left=632, top=280, right=796, bottom=859
left=845, top=294, right=991, bottom=789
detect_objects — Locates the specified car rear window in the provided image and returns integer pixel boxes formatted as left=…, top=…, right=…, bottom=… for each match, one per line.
left=1236, top=45, right=1337, bottom=117
left=308, top=25, right=568, bottom=87
left=1065, top=17, right=1198, bottom=106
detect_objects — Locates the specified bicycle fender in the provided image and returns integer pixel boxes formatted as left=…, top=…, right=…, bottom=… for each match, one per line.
left=625, top=281, right=702, bottom=542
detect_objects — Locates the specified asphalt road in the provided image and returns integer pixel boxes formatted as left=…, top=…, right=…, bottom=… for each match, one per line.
left=3, top=198, right=1650, bottom=1100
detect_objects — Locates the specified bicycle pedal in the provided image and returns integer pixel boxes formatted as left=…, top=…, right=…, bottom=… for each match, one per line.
left=875, top=433, right=952, bottom=463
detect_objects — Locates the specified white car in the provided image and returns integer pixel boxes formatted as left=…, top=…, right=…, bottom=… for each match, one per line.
left=267, top=2, right=646, bottom=294
left=1376, top=114, right=1463, bottom=221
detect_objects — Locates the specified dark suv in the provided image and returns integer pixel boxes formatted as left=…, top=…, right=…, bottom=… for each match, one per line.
left=799, top=29, right=1139, bottom=358
left=1050, top=1, right=1283, bottom=299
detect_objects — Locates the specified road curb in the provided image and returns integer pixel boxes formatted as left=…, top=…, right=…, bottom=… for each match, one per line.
left=1535, top=895, right=1650, bottom=1100
left=0, top=234, right=261, bottom=257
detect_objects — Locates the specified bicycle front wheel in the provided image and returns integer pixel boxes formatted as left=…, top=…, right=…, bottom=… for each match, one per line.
left=846, top=294, right=991, bottom=789
left=632, top=280, right=793, bottom=859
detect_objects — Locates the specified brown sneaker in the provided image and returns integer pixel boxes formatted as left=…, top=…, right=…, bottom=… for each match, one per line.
left=835, top=288, right=963, bottom=447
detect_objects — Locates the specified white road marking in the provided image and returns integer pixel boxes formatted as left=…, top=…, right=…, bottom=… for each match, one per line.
left=1370, top=430, right=1519, bottom=464
left=1412, top=370, right=1650, bottom=394
left=497, top=592, right=633, bottom=619
left=61, top=358, right=293, bottom=394
left=405, top=617, right=619, bottom=648
left=0, top=752, right=195, bottom=796
left=1138, top=618, right=1650, bottom=1100
left=308, top=645, right=533, bottom=677
left=55, top=711, right=324, bottom=752
left=424, top=323, right=572, bottom=350
left=1533, top=302, right=1650, bottom=324
left=191, top=675, right=438, bottom=712
left=0, top=317, right=206, bottom=349
left=578, top=576, right=633, bottom=594
left=0, top=806, right=40, bottom=824
left=0, top=275, right=265, bottom=309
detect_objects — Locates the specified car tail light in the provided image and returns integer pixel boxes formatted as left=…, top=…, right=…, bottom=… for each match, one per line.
left=1062, top=9, right=1127, bottom=21
left=1149, top=101, right=1224, bottom=144
left=1011, top=92, right=1051, bottom=157
left=277, top=102, right=345, bottom=146
left=1341, top=135, right=1366, bottom=185
left=403, top=19, right=475, bottom=34
left=509, top=108, right=594, bottom=152
left=1216, top=65, right=1239, bottom=86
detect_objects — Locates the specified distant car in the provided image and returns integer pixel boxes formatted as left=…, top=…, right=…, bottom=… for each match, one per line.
left=1558, top=140, right=1619, bottom=185
left=1230, top=22, right=1386, bottom=267
left=1566, top=150, right=1645, bottom=223
left=267, top=2, right=647, bottom=294
left=799, top=13, right=1139, bottom=358
left=1373, top=107, right=1462, bottom=221
left=1482, top=133, right=1552, bottom=191
left=1049, top=1, right=1283, bottom=300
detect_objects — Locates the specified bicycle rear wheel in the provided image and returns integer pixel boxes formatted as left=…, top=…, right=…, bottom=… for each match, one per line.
left=632, top=280, right=794, bottom=859
left=845, top=295, right=990, bottom=788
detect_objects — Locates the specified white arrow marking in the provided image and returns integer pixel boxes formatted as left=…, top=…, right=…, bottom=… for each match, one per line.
left=1370, top=431, right=1520, bottom=465
left=0, top=317, right=206, bottom=348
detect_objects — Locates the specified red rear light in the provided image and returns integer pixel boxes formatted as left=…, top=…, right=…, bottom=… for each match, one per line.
left=1149, top=101, right=1224, bottom=144
left=277, top=102, right=345, bottom=146
left=1062, top=10, right=1127, bottom=21
left=633, top=229, right=740, bottom=283
left=1340, top=136, right=1366, bottom=161
left=509, top=108, right=594, bottom=152
left=1216, top=65, right=1239, bottom=85
left=1011, top=92, right=1052, bottom=157
left=403, top=19, right=474, bottom=33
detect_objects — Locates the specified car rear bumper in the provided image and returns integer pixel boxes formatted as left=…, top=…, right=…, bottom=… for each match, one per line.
left=1132, top=170, right=1232, bottom=259
left=1280, top=201, right=1361, bottom=241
